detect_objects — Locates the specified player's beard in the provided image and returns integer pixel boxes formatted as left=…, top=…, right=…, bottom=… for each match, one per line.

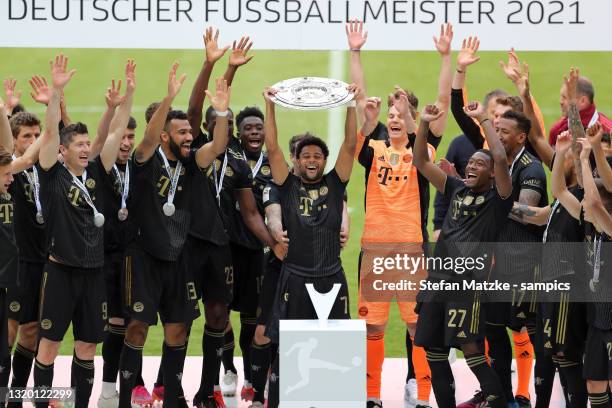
left=168, top=137, right=190, bottom=165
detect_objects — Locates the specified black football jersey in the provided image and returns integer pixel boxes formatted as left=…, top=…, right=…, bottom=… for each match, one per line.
left=0, top=192, right=18, bottom=287
left=103, top=161, right=137, bottom=252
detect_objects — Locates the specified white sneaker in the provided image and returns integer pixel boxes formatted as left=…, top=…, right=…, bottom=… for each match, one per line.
left=248, top=403, right=265, bottom=408
left=97, top=391, right=120, bottom=408
left=220, top=370, right=238, bottom=396
left=404, top=378, right=417, bottom=407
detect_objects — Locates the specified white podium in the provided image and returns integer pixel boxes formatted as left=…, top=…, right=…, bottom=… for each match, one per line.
left=279, top=317, right=366, bottom=407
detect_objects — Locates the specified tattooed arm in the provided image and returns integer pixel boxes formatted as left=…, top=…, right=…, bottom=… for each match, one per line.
left=565, top=68, right=584, bottom=187
left=509, top=203, right=551, bottom=226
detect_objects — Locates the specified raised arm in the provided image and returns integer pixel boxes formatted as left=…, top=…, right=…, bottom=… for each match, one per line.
left=265, top=202, right=288, bottom=246
left=359, top=97, right=381, bottom=147
left=551, top=131, right=581, bottom=220
left=90, top=79, right=124, bottom=160
left=451, top=37, right=484, bottom=149
left=345, top=19, right=368, bottom=126
left=429, top=23, right=453, bottom=137
left=194, top=77, right=231, bottom=168
left=335, top=85, right=359, bottom=182
left=135, top=62, right=185, bottom=164
left=187, top=27, right=229, bottom=134
left=413, top=105, right=446, bottom=192
left=263, top=88, right=289, bottom=185
left=509, top=203, right=552, bottom=226
left=39, top=54, right=76, bottom=170
left=3, top=78, right=21, bottom=117
left=223, top=35, right=254, bottom=86
left=340, top=200, right=350, bottom=248
left=578, top=138, right=612, bottom=235
left=464, top=101, right=512, bottom=198
left=101, top=60, right=136, bottom=171
left=587, top=123, right=612, bottom=192
left=0, top=98, right=12, bottom=152
left=565, top=67, right=585, bottom=186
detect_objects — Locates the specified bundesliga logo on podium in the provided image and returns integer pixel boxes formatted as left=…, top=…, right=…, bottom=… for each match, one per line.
left=280, top=284, right=366, bottom=407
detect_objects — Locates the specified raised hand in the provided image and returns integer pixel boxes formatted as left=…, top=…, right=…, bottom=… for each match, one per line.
left=205, top=77, right=231, bottom=112
left=456, top=36, right=480, bottom=71
left=3, top=78, right=22, bottom=112
left=346, top=19, right=368, bottom=50
left=229, top=36, right=254, bottom=67
left=364, top=97, right=381, bottom=123
left=262, top=87, right=278, bottom=106
left=564, top=67, right=580, bottom=103
left=105, top=79, right=123, bottom=108
left=50, top=54, right=76, bottom=89
left=421, top=104, right=444, bottom=122
left=463, top=101, right=486, bottom=120
left=499, top=48, right=522, bottom=81
left=438, top=157, right=459, bottom=178
left=393, top=92, right=411, bottom=119
left=512, top=63, right=530, bottom=98
left=347, top=83, right=361, bottom=100
left=433, top=23, right=453, bottom=56
left=29, top=76, right=51, bottom=105
left=125, top=59, right=136, bottom=94
left=167, top=62, right=186, bottom=99
left=555, top=131, right=572, bottom=154
left=577, top=137, right=591, bottom=161
left=204, top=27, right=230, bottom=64
left=586, top=122, right=604, bottom=146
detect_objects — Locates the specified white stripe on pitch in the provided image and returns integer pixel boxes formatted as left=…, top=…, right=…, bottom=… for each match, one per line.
left=326, top=50, right=346, bottom=172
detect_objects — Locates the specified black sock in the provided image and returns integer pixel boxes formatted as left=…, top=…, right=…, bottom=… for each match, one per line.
left=10, top=343, right=35, bottom=387
left=486, top=325, right=514, bottom=403
left=155, top=359, right=164, bottom=387
left=102, top=323, right=125, bottom=383
left=135, top=361, right=145, bottom=386
left=118, top=342, right=142, bottom=408
left=533, top=351, right=555, bottom=408
left=465, top=353, right=507, bottom=408
left=250, top=341, right=271, bottom=403
left=267, top=351, right=279, bottom=408
left=589, top=392, right=611, bottom=407
left=0, top=353, right=11, bottom=388
left=222, top=326, right=237, bottom=374
left=198, top=325, right=225, bottom=399
left=405, top=329, right=415, bottom=383
left=33, top=360, right=54, bottom=408
left=72, top=354, right=95, bottom=408
left=239, top=314, right=256, bottom=384
left=556, top=358, right=588, bottom=408
left=425, top=348, right=455, bottom=408
left=162, top=343, right=187, bottom=408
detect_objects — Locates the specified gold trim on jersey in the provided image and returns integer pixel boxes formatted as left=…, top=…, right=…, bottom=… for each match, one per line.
left=38, top=271, right=48, bottom=323
left=470, top=293, right=481, bottom=334
left=556, top=292, right=570, bottom=345
left=125, top=256, right=132, bottom=307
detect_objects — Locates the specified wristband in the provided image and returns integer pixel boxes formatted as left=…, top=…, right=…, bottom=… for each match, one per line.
left=215, top=110, right=229, bottom=117
left=479, top=118, right=490, bottom=125
left=350, top=49, right=361, bottom=52
left=456, top=68, right=465, bottom=74
left=347, top=100, right=357, bottom=108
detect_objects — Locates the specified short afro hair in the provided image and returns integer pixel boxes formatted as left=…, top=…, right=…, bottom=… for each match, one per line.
left=295, top=134, right=329, bottom=159
left=236, top=106, right=264, bottom=129
left=501, top=110, right=531, bottom=136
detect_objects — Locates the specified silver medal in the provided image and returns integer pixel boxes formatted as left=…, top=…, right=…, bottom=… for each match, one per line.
left=35, top=212, right=44, bottom=224
left=118, top=208, right=128, bottom=221
left=94, top=212, right=105, bottom=228
left=163, top=202, right=176, bottom=217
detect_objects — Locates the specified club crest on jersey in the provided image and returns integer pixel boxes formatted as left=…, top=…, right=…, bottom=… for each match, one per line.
left=41, top=319, right=52, bottom=330
left=308, top=189, right=319, bottom=200
left=390, top=153, right=400, bottom=165
left=9, top=301, right=20, bottom=312
left=377, top=155, right=385, bottom=162
left=225, top=166, right=234, bottom=177
left=403, top=153, right=413, bottom=163
left=133, top=302, right=144, bottom=313
left=475, top=196, right=485, bottom=205
left=261, top=165, right=271, bottom=176
left=463, top=195, right=474, bottom=205
left=85, top=178, right=96, bottom=189
left=319, top=186, right=328, bottom=196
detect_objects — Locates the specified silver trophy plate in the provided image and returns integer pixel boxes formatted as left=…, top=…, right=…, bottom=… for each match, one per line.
left=270, top=77, right=354, bottom=111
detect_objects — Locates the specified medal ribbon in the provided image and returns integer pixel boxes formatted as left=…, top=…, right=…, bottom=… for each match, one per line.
left=64, top=167, right=101, bottom=217
left=243, top=150, right=264, bottom=178
left=12, top=155, right=43, bottom=217
left=509, top=146, right=525, bottom=177
left=158, top=147, right=182, bottom=207
left=112, top=162, right=130, bottom=210
left=213, top=151, right=228, bottom=205
left=542, top=199, right=561, bottom=243
left=592, top=233, right=601, bottom=287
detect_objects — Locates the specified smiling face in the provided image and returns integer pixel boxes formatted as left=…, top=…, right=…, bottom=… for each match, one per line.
left=496, top=117, right=526, bottom=157
left=464, top=151, right=494, bottom=191
left=297, top=144, right=326, bottom=183
left=162, top=119, right=193, bottom=161
left=117, top=128, right=136, bottom=164
left=0, top=164, right=13, bottom=195
left=60, top=133, right=91, bottom=171
left=386, top=106, right=407, bottom=140
left=239, top=116, right=264, bottom=154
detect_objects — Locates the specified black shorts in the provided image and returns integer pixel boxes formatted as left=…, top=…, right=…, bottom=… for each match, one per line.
left=38, top=261, right=107, bottom=344
left=229, top=243, right=264, bottom=315
left=537, top=295, right=588, bottom=360
left=186, top=237, right=233, bottom=304
left=583, top=325, right=612, bottom=381
left=485, top=299, right=537, bottom=332
left=266, top=267, right=350, bottom=342
left=0, top=289, right=8, bottom=358
left=256, top=250, right=282, bottom=326
left=6, top=261, right=44, bottom=324
left=123, top=245, right=200, bottom=326
left=414, top=292, right=486, bottom=349
left=104, top=251, right=125, bottom=319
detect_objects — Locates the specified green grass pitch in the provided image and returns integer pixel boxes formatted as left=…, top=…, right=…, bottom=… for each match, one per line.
left=1, top=47, right=610, bottom=357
